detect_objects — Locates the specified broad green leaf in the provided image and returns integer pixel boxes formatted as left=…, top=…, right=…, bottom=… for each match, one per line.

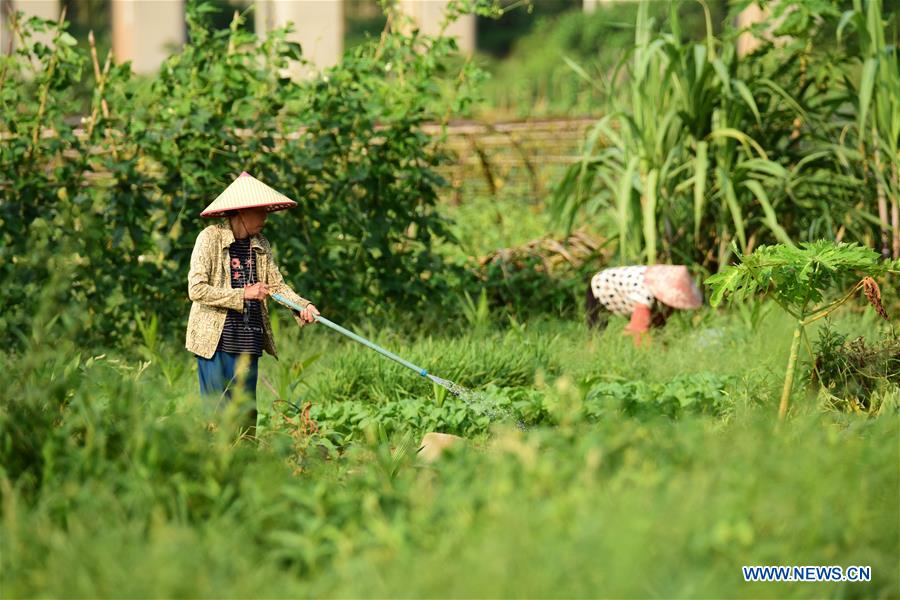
left=563, top=55, right=596, bottom=87
left=643, top=168, right=659, bottom=265
left=711, top=58, right=730, bottom=92
left=758, top=78, right=809, bottom=122
left=718, top=168, right=747, bottom=252
left=693, top=44, right=707, bottom=81
left=709, top=128, right=768, bottom=160
left=705, top=267, right=744, bottom=307
left=693, top=141, right=708, bottom=240
left=857, top=57, right=877, bottom=140
left=744, top=180, right=794, bottom=246
left=742, top=158, right=788, bottom=179
left=733, top=80, right=761, bottom=127
left=836, top=10, right=856, bottom=44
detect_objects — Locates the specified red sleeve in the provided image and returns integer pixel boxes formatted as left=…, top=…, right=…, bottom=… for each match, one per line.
left=624, top=303, right=652, bottom=334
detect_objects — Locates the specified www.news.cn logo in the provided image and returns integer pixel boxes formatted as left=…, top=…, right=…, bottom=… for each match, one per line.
left=742, top=565, right=872, bottom=582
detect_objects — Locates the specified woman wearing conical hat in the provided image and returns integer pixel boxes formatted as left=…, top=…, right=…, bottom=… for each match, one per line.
left=585, top=265, right=703, bottom=345
left=185, top=172, right=318, bottom=422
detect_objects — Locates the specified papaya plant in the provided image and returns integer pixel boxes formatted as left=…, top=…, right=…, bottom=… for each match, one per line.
left=706, top=241, right=893, bottom=419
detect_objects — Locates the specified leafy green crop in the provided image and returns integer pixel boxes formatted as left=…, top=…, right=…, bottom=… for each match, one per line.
left=2, top=310, right=897, bottom=597
left=707, top=240, right=890, bottom=418
left=707, top=241, right=883, bottom=308
left=585, top=373, right=733, bottom=420
left=2, top=284, right=897, bottom=597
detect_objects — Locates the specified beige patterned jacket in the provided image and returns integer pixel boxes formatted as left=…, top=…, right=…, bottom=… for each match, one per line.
left=185, top=221, right=310, bottom=359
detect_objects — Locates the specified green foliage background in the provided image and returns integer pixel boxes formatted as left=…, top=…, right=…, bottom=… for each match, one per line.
left=0, top=2, right=485, bottom=345
left=1, top=296, right=897, bottom=597
left=0, top=3, right=897, bottom=597
left=552, top=0, right=899, bottom=271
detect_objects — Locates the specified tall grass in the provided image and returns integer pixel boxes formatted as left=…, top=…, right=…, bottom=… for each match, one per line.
left=552, top=0, right=896, bottom=270
left=314, top=414, right=898, bottom=598
left=836, top=0, right=900, bottom=258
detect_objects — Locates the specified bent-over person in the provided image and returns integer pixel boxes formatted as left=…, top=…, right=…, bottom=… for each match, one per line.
left=586, top=265, right=702, bottom=344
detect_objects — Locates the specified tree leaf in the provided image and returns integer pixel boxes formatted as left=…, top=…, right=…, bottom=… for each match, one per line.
left=693, top=141, right=708, bottom=240
left=744, top=180, right=794, bottom=246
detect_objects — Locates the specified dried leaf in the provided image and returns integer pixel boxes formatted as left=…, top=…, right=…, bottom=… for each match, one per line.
left=862, top=276, right=889, bottom=321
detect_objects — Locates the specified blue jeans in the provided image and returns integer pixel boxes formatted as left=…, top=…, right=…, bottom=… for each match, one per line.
left=196, top=351, right=259, bottom=405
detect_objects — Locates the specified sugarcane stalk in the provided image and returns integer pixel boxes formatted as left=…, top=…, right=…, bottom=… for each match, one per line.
left=873, top=127, right=890, bottom=258
left=892, top=162, right=899, bottom=259
left=778, top=322, right=803, bottom=420
left=86, top=31, right=117, bottom=161
left=87, top=32, right=111, bottom=131
left=30, top=6, right=68, bottom=155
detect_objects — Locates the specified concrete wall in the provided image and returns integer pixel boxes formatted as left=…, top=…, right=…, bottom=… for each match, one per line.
left=112, top=0, right=185, bottom=74
left=583, top=0, right=612, bottom=14
left=1, top=0, right=61, bottom=54
left=736, top=3, right=767, bottom=56
left=399, top=0, right=474, bottom=53
left=3, top=0, right=478, bottom=73
left=736, top=2, right=787, bottom=56
left=254, top=0, right=343, bottom=76
left=0, top=0, right=12, bottom=54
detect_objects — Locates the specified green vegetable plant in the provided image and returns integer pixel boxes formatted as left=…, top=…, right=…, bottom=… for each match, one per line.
left=706, top=241, right=892, bottom=419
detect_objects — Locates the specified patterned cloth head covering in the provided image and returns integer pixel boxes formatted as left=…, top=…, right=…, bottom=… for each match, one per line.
left=645, top=265, right=703, bottom=309
left=200, top=172, right=297, bottom=218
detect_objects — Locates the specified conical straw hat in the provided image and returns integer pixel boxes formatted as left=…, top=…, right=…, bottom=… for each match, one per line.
left=645, top=265, right=703, bottom=310
left=200, top=172, right=297, bottom=218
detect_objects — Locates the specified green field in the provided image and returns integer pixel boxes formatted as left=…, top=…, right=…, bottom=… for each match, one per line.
left=2, top=0, right=898, bottom=597
left=3, top=289, right=897, bottom=597
left=2, top=132, right=897, bottom=600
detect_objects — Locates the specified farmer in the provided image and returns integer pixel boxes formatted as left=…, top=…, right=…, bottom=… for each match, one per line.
left=586, top=265, right=702, bottom=343
left=186, top=172, right=319, bottom=422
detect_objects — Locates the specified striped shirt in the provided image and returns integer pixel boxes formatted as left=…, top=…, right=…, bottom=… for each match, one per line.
left=217, top=237, right=264, bottom=355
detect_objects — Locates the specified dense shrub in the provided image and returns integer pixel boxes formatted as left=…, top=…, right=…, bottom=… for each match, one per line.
left=812, top=324, right=900, bottom=414
left=0, top=1, right=488, bottom=346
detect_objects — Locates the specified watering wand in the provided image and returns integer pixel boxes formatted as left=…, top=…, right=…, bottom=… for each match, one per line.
left=271, top=293, right=462, bottom=394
